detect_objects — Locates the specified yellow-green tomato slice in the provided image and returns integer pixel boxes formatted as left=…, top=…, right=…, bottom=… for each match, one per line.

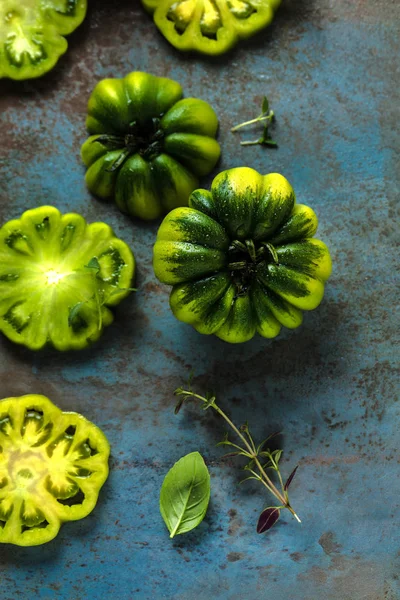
left=0, top=394, right=109, bottom=546
left=0, top=206, right=135, bottom=351
left=0, top=0, right=87, bottom=80
left=142, top=0, right=281, bottom=57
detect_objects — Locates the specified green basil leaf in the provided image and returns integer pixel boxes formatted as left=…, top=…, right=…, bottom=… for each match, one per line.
left=160, top=452, right=210, bottom=538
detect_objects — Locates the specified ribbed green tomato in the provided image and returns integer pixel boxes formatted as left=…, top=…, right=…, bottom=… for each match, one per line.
left=81, top=71, right=221, bottom=221
left=0, top=394, right=109, bottom=546
left=153, top=168, right=332, bottom=343
left=0, top=206, right=135, bottom=351
left=0, top=0, right=87, bottom=80
left=142, top=0, right=281, bottom=56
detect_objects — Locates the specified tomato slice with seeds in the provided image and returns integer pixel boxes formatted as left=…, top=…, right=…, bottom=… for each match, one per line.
left=0, top=0, right=87, bottom=80
left=0, top=206, right=135, bottom=351
left=142, top=0, right=281, bottom=56
left=0, top=394, right=110, bottom=546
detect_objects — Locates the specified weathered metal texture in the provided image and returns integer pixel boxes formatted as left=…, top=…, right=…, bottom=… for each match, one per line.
left=0, top=0, right=399, bottom=598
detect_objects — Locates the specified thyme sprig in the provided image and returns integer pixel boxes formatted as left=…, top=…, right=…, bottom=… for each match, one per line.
left=174, top=380, right=300, bottom=534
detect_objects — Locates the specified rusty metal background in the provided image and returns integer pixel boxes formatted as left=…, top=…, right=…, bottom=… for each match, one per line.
left=0, top=0, right=399, bottom=598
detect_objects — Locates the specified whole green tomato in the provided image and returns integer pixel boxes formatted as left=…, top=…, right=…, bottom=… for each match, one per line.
left=81, top=72, right=221, bottom=220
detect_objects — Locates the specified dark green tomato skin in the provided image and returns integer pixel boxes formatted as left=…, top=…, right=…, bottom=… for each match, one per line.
left=153, top=167, right=332, bottom=343
left=81, top=72, right=221, bottom=221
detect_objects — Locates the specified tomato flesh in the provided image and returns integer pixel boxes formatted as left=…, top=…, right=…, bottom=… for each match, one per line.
left=0, top=394, right=110, bottom=546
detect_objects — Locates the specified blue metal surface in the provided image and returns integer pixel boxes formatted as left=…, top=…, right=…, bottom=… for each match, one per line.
left=0, top=0, right=399, bottom=598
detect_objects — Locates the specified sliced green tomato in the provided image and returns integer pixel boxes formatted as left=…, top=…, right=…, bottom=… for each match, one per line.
left=215, top=293, right=256, bottom=343
left=83, top=72, right=220, bottom=220
left=156, top=207, right=230, bottom=250
left=115, top=154, right=162, bottom=220
left=0, top=0, right=87, bottom=80
left=0, top=206, right=135, bottom=351
left=153, top=241, right=227, bottom=285
left=0, top=394, right=109, bottom=546
left=163, top=132, right=221, bottom=177
left=142, top=0, right=281, bottom=56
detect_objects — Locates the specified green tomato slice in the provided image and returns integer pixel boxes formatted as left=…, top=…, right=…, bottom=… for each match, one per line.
left=0, top=0, right=87, bottom=80
left=0, top=206, right=135, bottom=351
left=0, top=394, right=109, bottom=546
left=142, top=0, right=281, bottom=56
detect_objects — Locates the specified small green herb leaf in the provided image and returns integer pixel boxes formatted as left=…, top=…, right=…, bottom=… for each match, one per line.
left=262, top=96, right=269, bottom=114
left=262, top=138, right=278, bottom=147
left=202, top=393, right=216, bottom=410
left=239, top=475, right=260, bottom=484
left=268, top=449, right=283, bottom=467
left=108, top=286, right=137, bottom=298
left=85, top=257, right=101, bottom=274
left=233, top=95, right=277, bottom=147
left=160, top=452, right=211, bottom=539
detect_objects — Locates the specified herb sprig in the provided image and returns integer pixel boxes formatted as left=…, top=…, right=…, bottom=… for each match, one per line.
left=68, top=257, right=136, bottom=330
left=174, top=379, right=300, bottom=533
left=231, top=95, right=277, bottom=147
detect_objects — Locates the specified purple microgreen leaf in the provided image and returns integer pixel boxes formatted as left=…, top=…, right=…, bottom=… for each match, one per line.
left=257, top=507, right=280, bottom=534
left=284, top=466, right=299, bottom=491
left=174, top=398, right=184, bottom=415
